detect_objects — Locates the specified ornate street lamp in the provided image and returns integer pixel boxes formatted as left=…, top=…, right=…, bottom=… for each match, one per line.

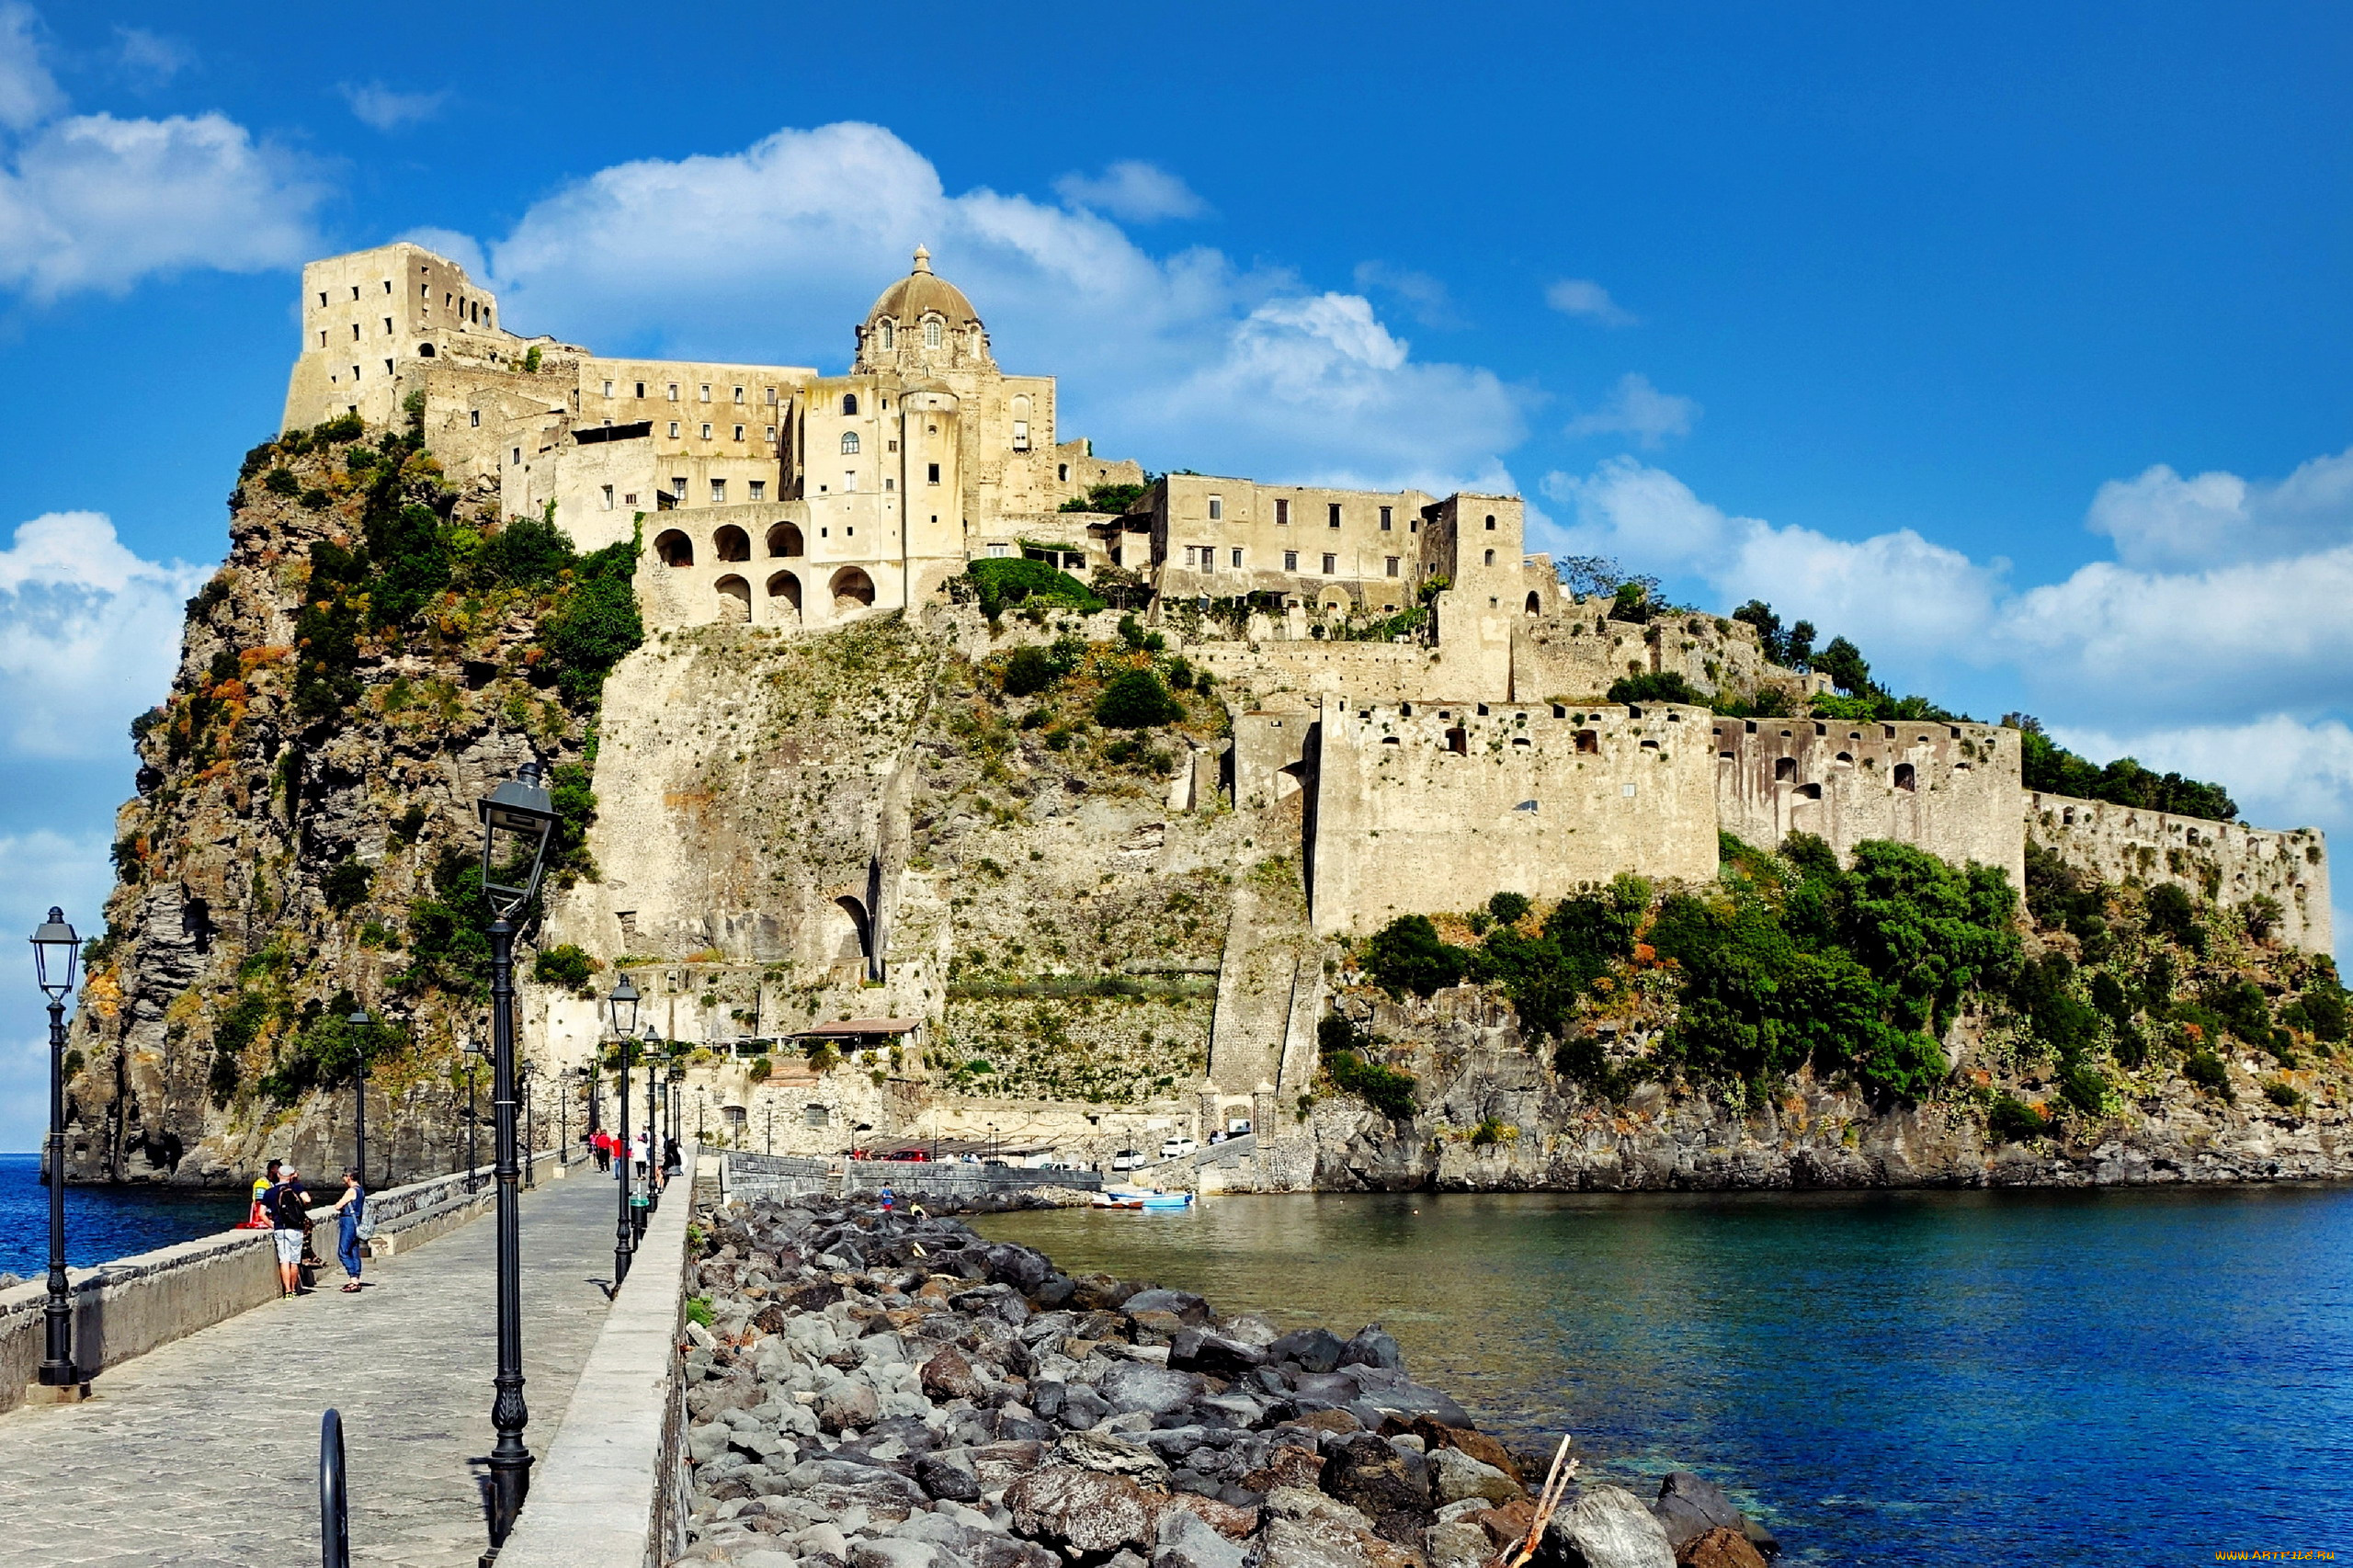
left=605, top=975, right=638, bottom=1286
left=474, top=759, right=557, bottom=1548
left=641, top=1023, right=661, bottom=1221
left=346, top=1006, right=373, bottom=1190
left=30, top=906, right=81, bottom=1395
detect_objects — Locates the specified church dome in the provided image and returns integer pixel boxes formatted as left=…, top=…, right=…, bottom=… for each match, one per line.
left=865, top=246, right=981, bottom=333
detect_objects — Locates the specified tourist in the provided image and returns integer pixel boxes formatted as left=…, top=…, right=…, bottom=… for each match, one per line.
left=633, top=1130, right=651, bottom=1177
left=326, top=1167, right=368, bottom=1293
left=662, top=1134, right=682, bottom=1185
left=244, top=1159, right=280, bottom=1228
left=591, top=1128, right=610, bottom=1172
left=264, top=1163, right=313, bottom=1298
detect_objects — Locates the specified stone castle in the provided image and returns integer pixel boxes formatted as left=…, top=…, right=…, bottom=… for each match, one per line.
left=248, top=241, right=2343, bottom=1159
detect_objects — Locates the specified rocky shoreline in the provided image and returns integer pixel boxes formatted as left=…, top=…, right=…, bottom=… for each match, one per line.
left=677, top=1194, right=1779, bottom=1568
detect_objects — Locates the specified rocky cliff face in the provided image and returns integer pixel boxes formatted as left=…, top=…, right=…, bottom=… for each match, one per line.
left=63, top=412, right=624, bottom=1185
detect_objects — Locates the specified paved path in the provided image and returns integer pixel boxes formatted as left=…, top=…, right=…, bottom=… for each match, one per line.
left=0, top=1165, right=637, bottom=1567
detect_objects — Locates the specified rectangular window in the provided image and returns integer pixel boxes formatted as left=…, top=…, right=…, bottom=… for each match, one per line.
left=1385, top=556, right=1400, bottom=576
left=1231, top=549, right=1243, bottom=567
left=845, top=471, right=858, bottom=492
left=1322, top=552, right=1336, bottom=574
left=351, top=364, right=361, bottom=381
left=667, top=421, right=680, bottom=438
left=887, top=438, right=898, bottom=452
left=1200, top=550, right=1213, bottom=574
left=1283, top=550, right=1298, bottom=571
left=622, top=493, right=638, bottom=506
left=733, top=425, right=745, bottom=441
left=635, top=381, right=646, bottom=398
left=1208, top=494, right=1222, bottom=520
left=512, top=448, right=522, bottom=465
left=733, top=385, right=745, bottom=403
left=1380, top=506, right=1393, bottom=530
left=667, top=383, right=679, bottom=401
left=927, top=462, right=941, bottom=484
left=1184, top=546, right=1198, bottom=567
left=710, top=479, right=726, bottom=504
left=600, top=484, right=615, bottom=511
left=351, top=324, right=361, bottom=341
left=699, top=423, right=712, bottom=440
left=318, top=290, right=327, bottom=306
left=671, top=477, right=687, bottom=500
left=1275, top=498, right=1290, bottom=526
left=1012, top=419, right=1029, bottom=449
left=382, top=317, right=392, bottom=335
left=317, top=329, right=326, bottom=347
left=765, top=387, right=778, bottom=404
left=1329, top=503, right=1342, bottom=528
left=748, top=480, right=766, bottom=501
left=989, top=542, right=1010, bottom=558
left=699, top=383, right=710, bottom=402
left=766, top=426, right=777, bottom=441
left=602, top=380, right=614, bottom=397
left=884, top=477, right=895, bottom=491
left=469, top=410, right=480, bottom=427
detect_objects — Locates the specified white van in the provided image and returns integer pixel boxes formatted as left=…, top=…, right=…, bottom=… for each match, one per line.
left=1160, top=1137, right=1199, bottom=1159
left=1109, top=1149, right=1144, bottom=1171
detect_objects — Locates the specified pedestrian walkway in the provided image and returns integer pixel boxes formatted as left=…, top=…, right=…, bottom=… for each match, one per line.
left=0, top=1165, right=635, bottom=1567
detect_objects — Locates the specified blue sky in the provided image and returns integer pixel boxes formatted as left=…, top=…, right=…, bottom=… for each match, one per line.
left=2, top=2, right=2349, bottom=1146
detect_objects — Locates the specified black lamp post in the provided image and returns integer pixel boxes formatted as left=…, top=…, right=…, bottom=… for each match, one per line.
left=519, top=1059, right=537, bottom=1190
left=641, top=1024, right=661, bottom=1218
left=605, top=975, right=638, bottom=1285
left=475, top=758, right=557, bottom=1548
left=30, top=906, right=80, bottom=1393
left=462, top=1040, right=484, bottom=1192
left=346, top=1006, right=373, bottom=1190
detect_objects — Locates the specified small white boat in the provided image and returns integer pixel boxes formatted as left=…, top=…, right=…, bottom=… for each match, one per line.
left=1101, top=1186, right=1194, bottom=1210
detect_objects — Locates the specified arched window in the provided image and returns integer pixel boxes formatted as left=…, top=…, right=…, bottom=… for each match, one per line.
left=923, top=317, right=942, bottom=348
left=1894, top=763, right=1916, bottom=793
left=840, top=431, right=860, bottom=454
left=830, top=566, right=877, bottom=608
left=1774, top=756, right=1797, bottom=782
left=713, top=526, right=750, bottom=562
left=1484, top=514, right=1496, bottom=530
left=714, top=575, right=751, bottom=624
left=654, top=529, right=694, bottom=567
left=1483, top=549, right=1495, bottom=566
left=1525, top=591, right=1541, bottom=615
left=416, top=342, right=436, bottom=358
left=840, top=393, right=858, bottom=416
left=879, top=321, right=893, bottom=349
left=767, top=523, right=803, bottom=558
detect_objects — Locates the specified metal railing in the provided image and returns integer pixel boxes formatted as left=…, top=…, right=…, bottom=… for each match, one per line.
left=320, top=1406, right=349, bottom=1568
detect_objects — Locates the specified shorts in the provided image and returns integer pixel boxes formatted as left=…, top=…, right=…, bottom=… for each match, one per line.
left=273, top=1229, right=304, bottom=1265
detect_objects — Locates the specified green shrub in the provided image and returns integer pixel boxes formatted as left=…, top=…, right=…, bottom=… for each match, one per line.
left=2181, top=1048, right=2232, bottom=1099
left=1361, top=915, right=1467, bottom=998
left=533, top=943, right=598, bottom=992
left=2202, top=978, right=2274, bottom=1045
left=1986, top=1095, right=2049, bottom=1142
left=264, top=467, right=301, bottom=496
left=1002, top=645, right=1066, bottom=698
left=2058, top=1061, right=2109, bottom=1117
left=2282, top=984, right=2347, bottom=1043
left=2264, top=1079, right=2305, bottom=1110
left=968, top=558, right=1102, bottom=619
left=479, top=515, right=575, bottom=587
left=1606, top=670, right=1703, bottom=706
left=1324, top=1049, right=1418, bottom=1120
left=1095, top=669, right=1183, bottom=729
left=1487, top=891, right=1531, bottom=926
left=685, top=1294, right=714, bottom=1327
left=323, top=856, right=372, bottom=913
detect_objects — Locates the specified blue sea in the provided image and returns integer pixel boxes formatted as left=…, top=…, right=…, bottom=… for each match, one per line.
left=0, top=1153, right=241, bottom=1279
left=979, top=1186, right=2353, bottom=1564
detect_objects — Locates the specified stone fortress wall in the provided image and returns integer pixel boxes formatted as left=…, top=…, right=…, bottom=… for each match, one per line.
left=2028, top=793, right=2333, bottom=953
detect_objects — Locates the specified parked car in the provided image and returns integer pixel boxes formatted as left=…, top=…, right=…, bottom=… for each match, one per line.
left=1110, top=1148, right=1144, bottom=1171
left=884, top=1150, right=928, bottom=1162
left=1160, top=1137, right=1199, bottom=1159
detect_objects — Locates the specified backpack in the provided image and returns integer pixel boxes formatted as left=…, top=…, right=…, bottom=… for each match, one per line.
left=354, top=1197, right=377, bottom=1242
left=270, top=1183, right=310, bottom=1229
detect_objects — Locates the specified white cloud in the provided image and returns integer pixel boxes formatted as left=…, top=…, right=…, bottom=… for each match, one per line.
left=468, top=121, right=1522, bottom=489
left=0, top=2, right=61, bottom=131
left=339, top=81, right=449, bottom=132
left=1052, top=159, right=1206, bottom=222
left=2086, top=445, right=2353, bottom=571
left=0, top=512, right=204, bottom=760
left=1353, top=260, right=1458, bottom=327
left=1563, top=372, right=1699, bottom=448
left=111, top=26, right=190, bottom=88
left=1545, top=278, right=1635, bottom=327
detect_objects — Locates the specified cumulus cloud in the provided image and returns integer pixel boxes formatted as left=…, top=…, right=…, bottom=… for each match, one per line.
left=111, top=26, right=190, bottom=88
left=0, top=8, right=324, bottom=302
left=467, top=121, right=1521, bottom=489
left=1052, top=159, right=1206, bottom=222
left=1352, top=261, right=1458, bottom=327
left=1563, top=372, right=1699, bottom=448
left=0, top=512, right=204, bottom=760
left=1545, top=278, right=1635, bottom=327
left=340, top=81, right=449, bottom=132
left=2086, top=445, right=2353, bottom=571
left=0, top=2, right=61, bottom=131
left=1539, top=457, right=2000, bottom=682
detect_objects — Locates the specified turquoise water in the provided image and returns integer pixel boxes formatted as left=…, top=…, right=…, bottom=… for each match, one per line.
left=976, top=1187, right=2353, bottom=1563
left=0, top=1153, right=238, bottom=1278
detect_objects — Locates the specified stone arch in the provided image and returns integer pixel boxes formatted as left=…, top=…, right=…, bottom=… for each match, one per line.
left=654, top=528, right=694, bottom=567
left=714, top=575, right=751, bottom=623
left=1894, top=762, right=1916, bottom=793
left=767, top=571, right=802, bottom=619
left=417, top=342, right=436, bottom=358
left=1526, top=591, right=1541, bottom=615
left=714, top=525, right=751, bottom=562
left=1774, top=756, right=1797, bottom=783
left=830, top=566, right=876, bottom=608
left=828, top=895, right=872, bottom=961
left=841, top=392, right=858, bottom=415
left=767, top=522, right=804, bottom=557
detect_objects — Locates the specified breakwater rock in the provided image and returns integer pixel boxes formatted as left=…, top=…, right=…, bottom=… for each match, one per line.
left=676, top=1195, right=1779, bottom=1568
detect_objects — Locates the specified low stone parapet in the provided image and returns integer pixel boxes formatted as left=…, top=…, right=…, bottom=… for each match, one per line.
left=0, top=1147, right=569, bottom=1412
left=722, top=1153, right=1103, bottom=1201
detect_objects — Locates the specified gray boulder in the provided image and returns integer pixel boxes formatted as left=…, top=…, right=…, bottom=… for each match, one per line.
left=1650, top=1471, right=1741, bottom=1551
left=1336, top=1326, right=1402, bottom=1371
left=1154, top=1506, right=1247, bottom=1568
left=1428, top=1446, right=1520, bottom=1506
left=1100, top=1360, right=1206, bottom=1415
left=1268, top=1328, right=1347, bottom=1373
left=915, top=1452, right=983, bottom=1503
left=1122, top=1288, right=1211, bottom=1324
left=1004, top=1465, right=1159, bottom=1555
left=1055, top=1428, right=1171, bottom=1483
left=1543, top=1484, right=1675, bottom=1568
